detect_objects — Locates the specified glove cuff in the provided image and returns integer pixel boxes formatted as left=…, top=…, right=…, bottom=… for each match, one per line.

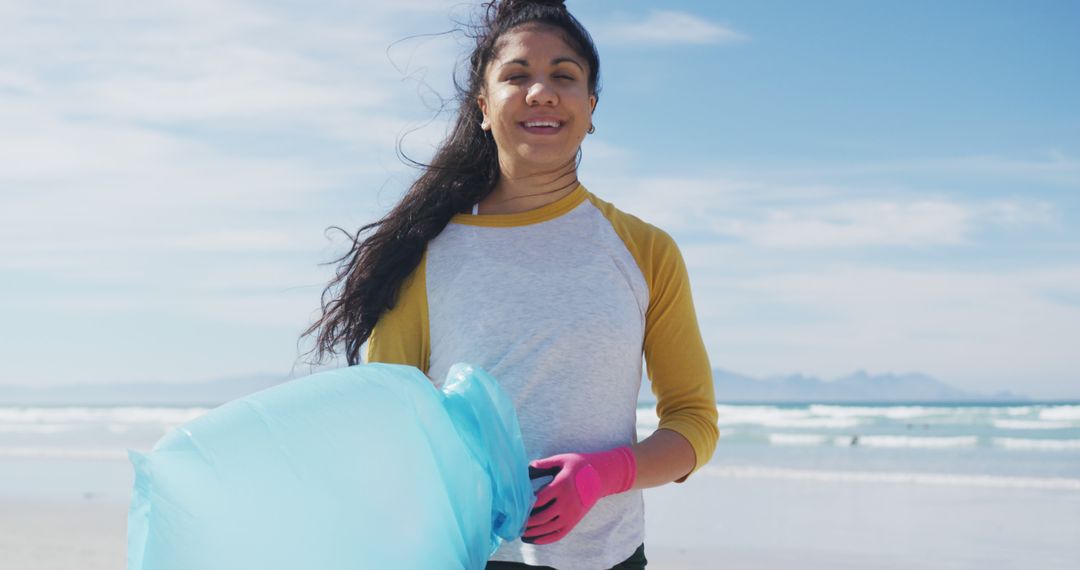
left=587, top=446, right=637, bottom=497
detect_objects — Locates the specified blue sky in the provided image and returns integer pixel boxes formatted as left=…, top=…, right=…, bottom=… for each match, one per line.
left=1, top=1, right=1078, bottom=398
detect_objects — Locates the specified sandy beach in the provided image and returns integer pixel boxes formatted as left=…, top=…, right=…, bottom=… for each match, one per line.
left=643, top=469, right=1080, bottom=569
left=3, top=461, right=1078, bottom=570
left=0, top=496, right=790, bottom=570
left=0, top=498, right=126, bottom=570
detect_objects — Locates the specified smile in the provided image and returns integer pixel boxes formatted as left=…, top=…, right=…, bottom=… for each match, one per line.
left=520, top=120, right=564, bottom=135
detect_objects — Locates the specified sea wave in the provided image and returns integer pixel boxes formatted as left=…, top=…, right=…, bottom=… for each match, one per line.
left=715, top=406, right=860, bottom=428
left=0, top=446, right=130, bottom=460
left=0, top=407, right=209, bottom=425
left=698, top=465, right=1080, bottom=490
left=993, top=438, right=1080, bottom=451
left=768, top=434, right=830, bottom=446
left=766, top=418, right=860, bottom=428
left=1041, top=406, right=1080, bottom=421
left=766, top=433, right=978, bottom=448
left=638, top=406, right=846, bottom=430
left=635, top=408, right=660, bottom=428
left=855, top=435, right=978, bottom=448
left=0, top=424, right=79, bottom=434
left=808, top=405, right=941, bottom=420
left=715, top=405, right=809, bottom=425
left=992, top=419, right=1074, bottom=430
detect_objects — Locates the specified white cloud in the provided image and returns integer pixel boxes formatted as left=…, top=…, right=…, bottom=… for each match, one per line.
left=690, top=264, right=1080, bottom=398
left=587, top=170, right=1059, bottom=250
left=768, top=152, right=1080, bottom=186
left=584, top=175, right=751, bottom=231
left=0, top=1, right=459, bottom=138
left=595, top=10, right=749, bottom=46
left=0, top=0, right=462, bottom=285
left=723, top=196, right=1061, bottom=250
left=166, top=230, right=314, bottom=253
left=980, top=199, right=1059, bottom=228
left=713, top=199, right=975, bottom=248
left=0, top=2, right=463, bottom=389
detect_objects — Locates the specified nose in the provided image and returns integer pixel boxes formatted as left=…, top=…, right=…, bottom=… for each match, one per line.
left=525, top=80, right=558, bottom=106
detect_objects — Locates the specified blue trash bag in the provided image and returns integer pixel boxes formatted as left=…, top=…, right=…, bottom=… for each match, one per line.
left=126, top=362, right=534, bottom=570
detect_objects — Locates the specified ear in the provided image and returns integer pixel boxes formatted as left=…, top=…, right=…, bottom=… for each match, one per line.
left=589, top=94, right=597, bottom=115
left=477, top=93, right=491, bottom=131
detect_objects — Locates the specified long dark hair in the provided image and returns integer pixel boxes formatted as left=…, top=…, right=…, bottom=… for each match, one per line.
left=298, top=0, right=602, bottom=366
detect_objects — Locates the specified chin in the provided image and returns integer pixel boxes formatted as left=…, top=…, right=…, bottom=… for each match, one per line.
left=512, top=149, right=578, bottom=170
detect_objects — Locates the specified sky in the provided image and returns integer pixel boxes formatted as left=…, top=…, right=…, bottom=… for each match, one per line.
left=1, top=0, right=1078, bottom=399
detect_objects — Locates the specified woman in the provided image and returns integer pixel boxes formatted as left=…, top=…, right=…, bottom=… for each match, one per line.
left=301, top=1, right=718, bottom=568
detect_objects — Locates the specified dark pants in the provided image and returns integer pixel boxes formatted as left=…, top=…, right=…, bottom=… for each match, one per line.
left=485, top=543, right=647, bottom=570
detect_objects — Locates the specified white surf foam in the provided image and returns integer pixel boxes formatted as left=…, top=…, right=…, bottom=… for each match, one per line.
left=635, top=408, right=660, bottom=428
left=764, top=433, right=978, bottom=448
left=808, top=405, right=940, bottom=420
left=1040, top=406, right=1080, bottom=421
left=853, top=435, right=977, bottom=448
left=0, top=446, right=130, bottom=460
left=993, top=438, right=1080, bottom=451
left=993, top=419, right=1073, bottom=430
left=715, top=406, right=861, bottom=429
left=768, top=417, right=860, bottom=429
left=0, top=406, right=209, bottom=425
left=768, top=434, right=830, bottom=446
left=698, top=465, right=1080, bottom=490
left=0, top=424, right=78, bottom=434
left=716, top=405, right=814, bottom=426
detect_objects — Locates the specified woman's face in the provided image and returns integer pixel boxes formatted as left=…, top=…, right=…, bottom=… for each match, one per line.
left=478, top=26, right=596, bottom=176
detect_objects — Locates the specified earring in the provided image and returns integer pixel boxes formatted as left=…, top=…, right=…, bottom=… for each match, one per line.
left=587, top=124, right=595, bottom=134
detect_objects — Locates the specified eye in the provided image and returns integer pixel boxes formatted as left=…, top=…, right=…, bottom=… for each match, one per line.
left=554, top=74, right=576, bottom=80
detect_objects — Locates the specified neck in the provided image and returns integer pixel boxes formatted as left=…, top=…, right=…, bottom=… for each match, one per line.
left=479, top=158, right=580, bottom=215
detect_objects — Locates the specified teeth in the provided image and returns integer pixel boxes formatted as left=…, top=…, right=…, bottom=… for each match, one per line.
left=524, top=121, right=560, bottom=128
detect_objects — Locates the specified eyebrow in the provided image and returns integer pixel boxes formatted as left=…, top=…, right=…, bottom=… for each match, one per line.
left=500, top=57, right=585, bottom=72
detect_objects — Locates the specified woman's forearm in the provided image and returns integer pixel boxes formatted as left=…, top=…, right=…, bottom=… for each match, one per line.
left=628, top=428, right=697, bottom=490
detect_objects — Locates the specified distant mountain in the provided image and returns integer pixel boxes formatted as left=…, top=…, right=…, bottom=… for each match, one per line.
left=2, top=367, right=1028, bottom=406
left=638, top=369, right=1029, bottom=404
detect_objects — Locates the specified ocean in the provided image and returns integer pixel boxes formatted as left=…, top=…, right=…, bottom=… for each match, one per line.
left=3, top=401, right=1079, bottom=501
left=643, top=402, right=1080, bottom=484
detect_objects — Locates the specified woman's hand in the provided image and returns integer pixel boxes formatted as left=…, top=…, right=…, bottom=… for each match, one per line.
left=522, top=446, right=637, bottom=545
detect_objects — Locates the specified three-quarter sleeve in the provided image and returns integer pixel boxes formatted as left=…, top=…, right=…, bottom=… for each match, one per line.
left=643, top=232, right=718, bottom=483
left=364, top=250, right=431, bottom=376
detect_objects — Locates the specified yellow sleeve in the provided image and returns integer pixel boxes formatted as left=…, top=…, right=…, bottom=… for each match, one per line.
left=364, top=249, right=431, bottom=375
left=642, top=231, right=718, bottom=482
left=585, top=192, right=718, bottom=483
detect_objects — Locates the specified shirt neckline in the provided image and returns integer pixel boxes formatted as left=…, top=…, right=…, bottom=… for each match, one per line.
left=450, top=183, right=588, bottom=227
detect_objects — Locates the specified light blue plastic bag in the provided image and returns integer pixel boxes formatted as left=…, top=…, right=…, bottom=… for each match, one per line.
left=127, top=362, right=533, bottom=570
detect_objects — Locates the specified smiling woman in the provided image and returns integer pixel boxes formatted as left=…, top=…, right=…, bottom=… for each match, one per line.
left=476, top=26, right=597, bottom=210
left=299, top=1, right=718, bottom=569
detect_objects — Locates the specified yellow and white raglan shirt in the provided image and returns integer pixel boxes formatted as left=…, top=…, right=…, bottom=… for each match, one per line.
left=365, top=183, right=718, bottom=570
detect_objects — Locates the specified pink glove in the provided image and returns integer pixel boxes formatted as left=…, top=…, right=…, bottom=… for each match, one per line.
left=522, top=446, right=637, bottom=545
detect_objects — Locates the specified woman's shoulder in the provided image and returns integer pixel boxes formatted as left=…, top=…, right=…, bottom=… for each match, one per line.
left=582, top=187, right=679, bottom=251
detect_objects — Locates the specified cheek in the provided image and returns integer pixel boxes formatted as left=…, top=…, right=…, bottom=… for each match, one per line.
left=489, top=104, right=508, bottom=125
left=485, top=88, right=514, bottom=109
